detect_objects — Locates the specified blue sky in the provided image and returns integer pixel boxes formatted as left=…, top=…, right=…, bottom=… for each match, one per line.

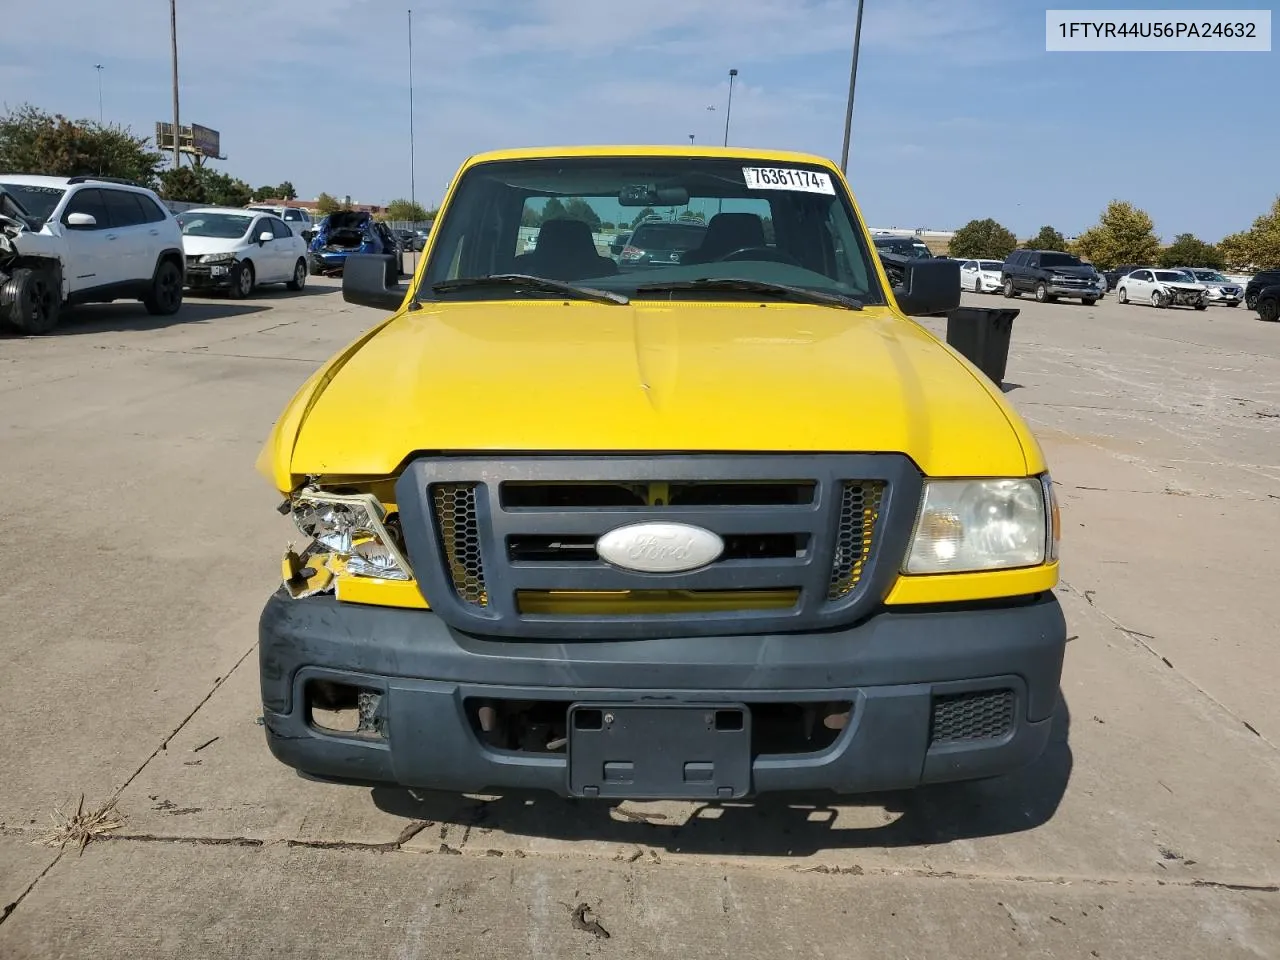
left=4, top=1, right=1274, bottom=240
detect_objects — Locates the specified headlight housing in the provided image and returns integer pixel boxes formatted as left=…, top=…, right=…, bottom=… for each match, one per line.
left=290, top=488, right=413, bottom=581
left=904, top=477, right=1056, bottom=574
left=200, top=252, right=237, bottom=264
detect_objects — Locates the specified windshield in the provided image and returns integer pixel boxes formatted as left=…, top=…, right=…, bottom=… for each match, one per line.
left=1191, top=270, right=1225, bottom=281
left=420, top=156, right=885, bottom=305
left=1040, top=253, right=1082, bottom=268
left=177, top=212, right=254, bottom=238
left=0, top=183, right=65, bottom=223
left=1155, top=271, right=1190, bottom=282
left=980, top=260, right=1003, bottom=271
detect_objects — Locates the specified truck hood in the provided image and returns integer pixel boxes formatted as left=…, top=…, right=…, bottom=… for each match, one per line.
left=181, top=235, right=250, bottom=257
left=281, top=301, right=1038, bottom=481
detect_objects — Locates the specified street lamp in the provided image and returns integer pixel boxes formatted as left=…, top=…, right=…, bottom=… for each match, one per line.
left=839, top=0, right=866, bottom=175
left=169, top=0, right=180, bottom=169
left=408, top=8, right=417, bottom=216
left=723, top=68, right=738, bottom=147
left=688, top=134, right=695, bottom=145
left=94, top=64, right=104, bottom=124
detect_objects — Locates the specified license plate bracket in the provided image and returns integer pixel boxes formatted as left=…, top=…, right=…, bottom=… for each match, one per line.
left=567, top=703, right=751, bottom=800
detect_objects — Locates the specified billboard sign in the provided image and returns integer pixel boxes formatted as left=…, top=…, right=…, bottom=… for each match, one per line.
left=155, top=122, right=223, bottom=159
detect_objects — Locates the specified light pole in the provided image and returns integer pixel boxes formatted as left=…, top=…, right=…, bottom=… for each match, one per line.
left=169, top=0, right=180, bottom=169
left=408, top=8, right=417, bottom=217
left=688, top=134, right=695, bottom=145
left=723, top=68, right=738, bottom=147
left=839, top=0, right=866, bottom=175
left=94, top=64, right=104, bottom=123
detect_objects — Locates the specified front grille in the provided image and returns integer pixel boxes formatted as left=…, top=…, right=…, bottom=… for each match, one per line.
left=828, top=481, right=884, bottom=599
left=930, top=690, right=1015, bottom=744
left=431, top=484, right=487, bottom=606
left=400, top=456, right=920, bottom=639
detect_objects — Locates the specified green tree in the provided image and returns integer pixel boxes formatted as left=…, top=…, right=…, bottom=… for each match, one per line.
left=275, top=180, right=297, bottom=200
left=678, top=209, right=706, bottom=223
left=0, top=104, right=163, bottom=185
left=541, top=197, right=568, bottom=221
left=251, top=184, right=275, bottom=201
left=1215, top=197, right=1280, bottom=270
left=561, top=197, right=601, bottom=230
left=1158, top=233, right=1224, bottom=269
left=1026, top=225, right=1067, bottom=251
left=385, top=198, right=431, bottom=221
left=198, top=167, right=252, bottom=206
left=520, top=204, right=542, bottom=227
left=630, top=206, right=657, bottom=227
left=157, top=166, right=206, bottom=203
left=315, top=192, right=342, bottom=215
left=1073, top=201, right=1161, bottom=270
left=949, top=218, right=1018, bottom=259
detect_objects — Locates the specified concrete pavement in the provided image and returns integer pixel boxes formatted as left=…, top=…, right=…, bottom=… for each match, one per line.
left=2, top=282, right=1278, bottom=957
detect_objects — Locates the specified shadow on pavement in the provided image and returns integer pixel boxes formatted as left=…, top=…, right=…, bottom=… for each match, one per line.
left=371, top=692, right=1072, bottom=857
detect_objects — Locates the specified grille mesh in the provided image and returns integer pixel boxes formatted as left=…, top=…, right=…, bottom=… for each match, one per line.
left=827, top=481, right=885, bottom=600
left=930, top=690, right=1015, bottom=744
left=431, top=484, right=487, bottom=606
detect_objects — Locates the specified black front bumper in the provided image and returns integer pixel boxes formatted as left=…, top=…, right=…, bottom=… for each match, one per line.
left=260, top=590, right=1066, bottom=798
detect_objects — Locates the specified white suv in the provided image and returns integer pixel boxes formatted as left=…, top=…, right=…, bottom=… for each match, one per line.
left=246, top=204, right=315, bottom=242
left=0, top=175, right=185, bottom=334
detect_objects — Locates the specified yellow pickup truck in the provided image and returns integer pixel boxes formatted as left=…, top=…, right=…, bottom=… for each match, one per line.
left=256, top=145, right=1064, bottom=801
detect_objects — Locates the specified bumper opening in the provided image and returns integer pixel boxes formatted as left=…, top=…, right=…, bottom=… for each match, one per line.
left=306, top=678, right=388, bottom=740
left=463, top=697, right=853, bottom=757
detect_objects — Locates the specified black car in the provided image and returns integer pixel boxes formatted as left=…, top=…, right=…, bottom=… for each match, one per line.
left=619, top=220, right=707, bottom=268
left=1255, top=284, right=1280, bottom=323
left=1245, top=270, right=1280, bottom=311
left=873, top=235, right=935, bottom=259
left=609, top=231, right=632, bottom=256
left=1002, top=249, right=1105, bottom=304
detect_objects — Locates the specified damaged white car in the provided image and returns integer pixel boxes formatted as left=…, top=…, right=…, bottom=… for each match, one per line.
left=0, top=175, right=185, bottom=334
left=1116, top=268, right=1209, bottom=311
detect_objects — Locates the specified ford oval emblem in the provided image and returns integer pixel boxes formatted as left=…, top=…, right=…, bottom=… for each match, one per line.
left=596, top=522, right=724, bottom=573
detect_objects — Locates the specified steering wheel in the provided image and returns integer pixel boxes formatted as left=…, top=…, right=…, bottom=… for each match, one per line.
left=716, top=246, right=802, bottom=266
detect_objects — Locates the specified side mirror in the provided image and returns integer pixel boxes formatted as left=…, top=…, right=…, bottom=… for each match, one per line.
left=66, top=212, right=97, bottom=229
left=342, top=253, right=405, bottom=311
left=258, top=231, right=273, bottom=243
left=882, top=253, right=962, bottom=317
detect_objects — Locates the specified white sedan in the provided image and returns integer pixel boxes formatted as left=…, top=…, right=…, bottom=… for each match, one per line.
left=1116, top=268, right=1208, bottom=311
left=958, top=259, right=1005, bottom=294
left=177, top=207, right=309, bottom=298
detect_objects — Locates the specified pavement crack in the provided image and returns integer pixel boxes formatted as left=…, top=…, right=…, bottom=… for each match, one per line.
left=0, top=851, right=64, bottom=929
left=1060, top=580, right=1278, bottom=754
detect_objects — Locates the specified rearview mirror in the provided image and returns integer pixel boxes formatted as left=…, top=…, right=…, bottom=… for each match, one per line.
left=342, top=253, right=405, bottom=311
left=258, top=231, right=273, bottom=243
left=66, top=212, right=97, bottom=229
left=619, top=184, right=690, bottom=207
left=881, top=254, right=961, bottom=317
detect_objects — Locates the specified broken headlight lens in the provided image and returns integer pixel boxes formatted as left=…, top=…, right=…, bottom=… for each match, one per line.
left=199, top=252, right=237, bottom=264
left=904, top=478, right=1047, bottom=574
left=290, top=489, right=413, bottom=581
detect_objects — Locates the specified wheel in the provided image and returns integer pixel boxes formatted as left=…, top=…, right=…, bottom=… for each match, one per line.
left=1259, top=298, right=1279, bottom=323
left=1002, top=278, right=1017, bottom=298
left=286, top=258, right=307, bottom=291
left=1150, top=290, right=1164, bottom=308
left=142, top=259, right=184, bottom=317
left=1082, top=298, right=1097, bottom=306
left=3, top=266, right=61, bottom=334
left=973, top=277, right=981, bottom=294
left=1034, top=282, right=1048, bottom=302
left=229, top=260, right=255, bottom=299
left=1118, top=286, right=1128, bottom=304
left=309, top=260, right=323, bottom=276
left=1230, top=301, right=1241, bottom=308
left=1245, top=293, right=1258, bottom=311
left=1194, top=302, right=1207, bottom=312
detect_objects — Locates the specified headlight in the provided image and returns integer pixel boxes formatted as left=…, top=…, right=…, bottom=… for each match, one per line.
left=290, top=488, right=413, bottom=581
left=904, top=478, right=1052, bottom=574
left=200, top=252, right=237, bottom=264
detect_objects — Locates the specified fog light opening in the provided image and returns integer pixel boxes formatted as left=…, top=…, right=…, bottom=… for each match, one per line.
left=306, top=679, right=387, bottom=739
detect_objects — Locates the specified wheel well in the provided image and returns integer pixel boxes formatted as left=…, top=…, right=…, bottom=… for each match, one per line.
left=4, top=256, right=65, bottom=300
left=154, top=249, right=184, bottom=277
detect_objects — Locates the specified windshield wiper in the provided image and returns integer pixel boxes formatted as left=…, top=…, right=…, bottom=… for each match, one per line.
left=634, top=278, right=863, bottom=310
left=432, top=274, right=629, bottom=305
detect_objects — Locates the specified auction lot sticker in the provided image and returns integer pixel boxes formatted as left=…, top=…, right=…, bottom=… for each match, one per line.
left=743, top=167, right=835, bottom=195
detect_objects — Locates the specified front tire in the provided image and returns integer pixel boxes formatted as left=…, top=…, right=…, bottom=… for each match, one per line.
left=286, top=258, right=307, bottom=291
left=973, top=277, right=981, bottom=294
left=1150, top=290, right=1164, bottom=309
left=1034, top=282, right=1049, bottom=303
left=1118, top=286, right=1129, bottom=304
left=229, top=260, right=255, bottom=299
left=1259, top=298, right=1279, bottom=323
left=1245, top=293, right=1258, bottom=311
left=1082, top=297, right=1097, bottom=306
left=143, top=259, right=184, bottom=317
left=3, top=266, right=61, bottom=334
left=1002, top=278, right=1017, bottom=298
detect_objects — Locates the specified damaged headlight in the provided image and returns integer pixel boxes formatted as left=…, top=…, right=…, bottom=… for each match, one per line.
left=904, top=478, right=1053, bottom=575
left=199, top=252, right=237, bottom=264
left=290, top=488, right=413, bottom=581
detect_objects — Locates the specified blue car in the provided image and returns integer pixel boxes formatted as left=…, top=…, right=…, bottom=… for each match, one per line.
left=307, top=211, right=401, bottom=276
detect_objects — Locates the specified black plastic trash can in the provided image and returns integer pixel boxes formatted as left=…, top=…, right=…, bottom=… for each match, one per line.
left=945, top=307, right=1017, bottom=386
